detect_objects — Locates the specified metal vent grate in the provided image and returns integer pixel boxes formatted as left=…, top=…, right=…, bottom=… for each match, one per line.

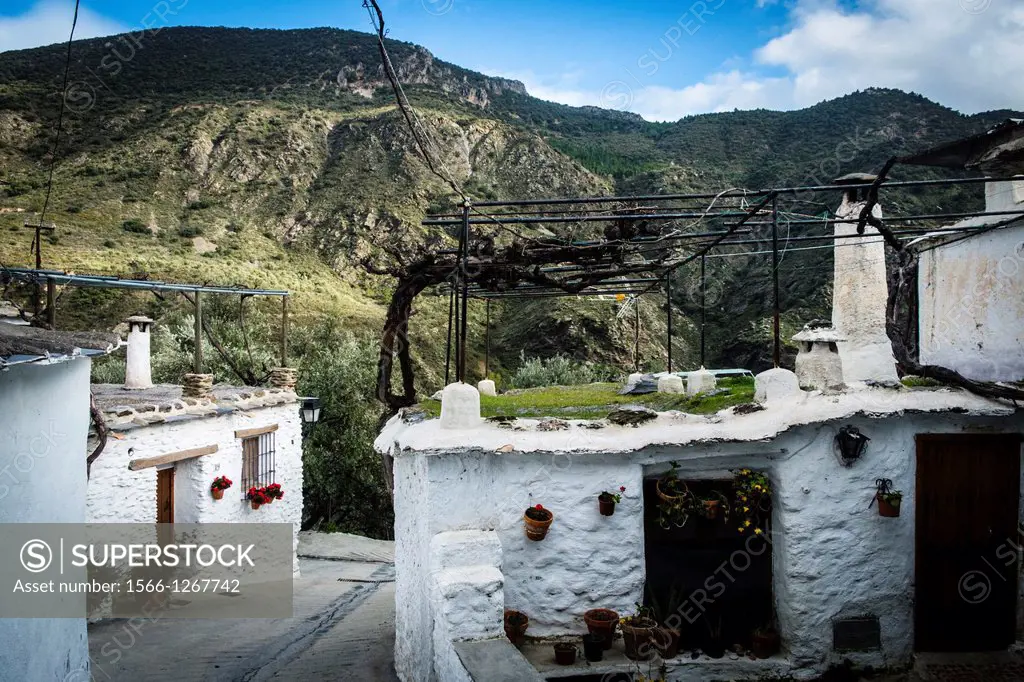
left=833, top=616, right=881, bottom=651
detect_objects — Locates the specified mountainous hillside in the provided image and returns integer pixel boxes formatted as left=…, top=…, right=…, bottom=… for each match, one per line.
left=0, top=26, right=1018, bottom=380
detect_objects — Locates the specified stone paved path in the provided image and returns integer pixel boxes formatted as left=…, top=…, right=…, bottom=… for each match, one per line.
left=84, top=536, right=399, bottom=682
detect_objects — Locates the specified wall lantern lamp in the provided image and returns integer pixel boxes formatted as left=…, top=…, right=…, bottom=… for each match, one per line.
left=835, top=425, right=870, bottom=466
left=300, top=397, right=322, bottom=425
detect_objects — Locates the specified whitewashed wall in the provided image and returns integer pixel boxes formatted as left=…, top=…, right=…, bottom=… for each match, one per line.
left=388, top=410, right=1024, bottom=682
left=86, top=402, right=303, bottom=575
left=919, top=220, right=1024, bottom=382
left=0, top=360, right=92, bottom=681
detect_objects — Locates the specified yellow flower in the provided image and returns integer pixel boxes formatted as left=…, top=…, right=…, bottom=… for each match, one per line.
left=743, top=506, right=750, bottom=512
left=741, top=468, right=750, bottom=474
left=740, top=495, right=747, bottom=501
left=754, top=528, right=763, bottom=535
left=753, top=484, right=762, bottom=491
left=744, top=520, right=752, bottom=527
left=737, top=527, right=745, bottom=533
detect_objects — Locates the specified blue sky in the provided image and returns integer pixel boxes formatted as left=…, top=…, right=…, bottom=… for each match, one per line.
left=1, top=0, right=1022, bottom=121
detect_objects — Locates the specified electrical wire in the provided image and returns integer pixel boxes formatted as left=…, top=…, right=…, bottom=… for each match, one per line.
left=37, top=0, right=80, bottom=230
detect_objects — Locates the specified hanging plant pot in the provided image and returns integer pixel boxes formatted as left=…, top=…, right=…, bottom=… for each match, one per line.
left=621, top=616, right=657, bottom=660
left=876, top=493, right=901, bottom=517
left=210, top=476, right=232, bottom=500
left=598, top=494, right=616, bottom=516
left=211, top=488, right=224, bottom=501
left=553, top=642, right=577, bottom=666
left=656, top=464, right=693, bottom=529
left=583, top=608, right=619, bottom=650
left=703, top=499, right=721, bottom=520
left=503, top=610, right=529, bottom=647
left=250, top=500, right=261, bottom=510
left=873, top=478, right=903, bottom=518
left=524, top=505, right=554, bottom=541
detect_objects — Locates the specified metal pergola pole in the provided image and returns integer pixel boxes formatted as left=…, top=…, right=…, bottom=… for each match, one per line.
left=772, top=195, right=781, bottom=368
left=459, top=201, right=470, bottom=382
left=484, top=298, right=491, bottom=378
left=193, top=290, right=203, bottom=373
left=444, top=284, right=454, bottom=385
left=46, top=278, right=55, bottom=328
left=665, top=274, right=673, bottom=374
left=700, top=254, right=706, bottom=368
left=280, top=295, right=289, bottom=367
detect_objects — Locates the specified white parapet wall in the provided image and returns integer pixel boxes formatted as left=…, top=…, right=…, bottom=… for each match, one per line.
left=379, top=386, right=1023, bottom=682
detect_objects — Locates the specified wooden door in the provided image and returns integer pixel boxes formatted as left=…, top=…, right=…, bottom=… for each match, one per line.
left=157, top=468, right=175, bottom=524
left=915, top=433, right=1021, bottom=652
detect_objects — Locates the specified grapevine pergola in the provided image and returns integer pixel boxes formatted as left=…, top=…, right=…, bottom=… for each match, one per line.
left=371, top=174, right=1024, bottom=411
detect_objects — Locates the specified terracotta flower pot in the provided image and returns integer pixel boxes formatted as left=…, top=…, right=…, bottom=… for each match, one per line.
left=553, top=643, right=577, bottom=666
left=250, top=500, right=261, bottom=510
left=877, top=494, right=901, bottom=517
left=656, top=477, right=685, bottom=504
left=752, top=629, right=781, bottom=659
left=523, top=507, right=554, bottom=541
left=583, top=608, right=619, bottom=650
left=503, top=610, right=529, bottom=646
left=211, top=488, right=224, bottom=500
left=598, top=495, right=616, bottom=516
left=652, top=627, right=680, bottom=660
left=621, top=617, right=657, bottom=661
left=703, top=499, right=720, bottom=520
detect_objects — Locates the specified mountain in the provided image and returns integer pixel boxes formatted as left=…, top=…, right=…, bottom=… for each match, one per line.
left=0, top=26, right=1018, bottom=379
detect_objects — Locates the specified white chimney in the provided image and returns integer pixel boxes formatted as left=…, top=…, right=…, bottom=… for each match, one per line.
left=124, top=315, right=154, bottom=389
left=831, top=175, right=899, bottom=385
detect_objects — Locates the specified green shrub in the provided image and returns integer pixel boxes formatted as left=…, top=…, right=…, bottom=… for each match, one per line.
left=177, top=225, right=203, bottom=238
left=121, top=219, right=149, bottom=234
left=187, top=199, right=212, bottom=210
left=508, top=352, right=617, bottom=389
left=102, top=239, right=117, bottom=248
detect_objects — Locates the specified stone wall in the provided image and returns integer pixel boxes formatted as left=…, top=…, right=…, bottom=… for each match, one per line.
left=86, top=402, right=304, bottom=575
left=385, top=406, right=1024, bottom=682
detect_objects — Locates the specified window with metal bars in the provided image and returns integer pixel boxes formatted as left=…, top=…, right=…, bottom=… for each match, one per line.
left=241, top=431, right=276, bottom=494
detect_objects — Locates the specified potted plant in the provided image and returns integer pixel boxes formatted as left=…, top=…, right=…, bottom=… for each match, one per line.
left=752, top=624, right=781, bottom=659
left=583, top=608, right=619, bottom=650
left=247, top=486, right=270, bottom=510
left=210, top=476, right=232, bottom=500
left=703, top=615, right=725, bottom=659
left=733, top=468, right=772, bottom=535
left=651, top=626, right=680, bottom=660
left=620, top=606, right=658, bottom=661
left=693, top=489, right=730, bottom=522
left=504, top=610, right=529, bottom=646
left=265, top=483, right=284, bottom=502
left=874, top=478, right=902, bottom=517
left=553, top=642, right=577, bottom=666
left=523, top=504, right=554, bottom=541
left=582, top=633, right=604, bottom=662
left=656, top=462, right=693, bottom=529
left=598, top=486, right=625, bottom=516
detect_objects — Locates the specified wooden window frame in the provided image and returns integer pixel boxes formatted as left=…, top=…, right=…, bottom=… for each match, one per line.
left=240, top=430, right=277, bottom=496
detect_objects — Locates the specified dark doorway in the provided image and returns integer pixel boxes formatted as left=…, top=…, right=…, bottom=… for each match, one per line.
left=157, top=467, right=175, bottom=524
left=643, top=476, right=774, bottom=654
left=915, top=433, right=1021, bottom=652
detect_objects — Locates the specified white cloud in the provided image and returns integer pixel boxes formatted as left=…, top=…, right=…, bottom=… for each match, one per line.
left=507, top=0, right=1024, bottom=121
left=0, top=1, right=126, bottom=53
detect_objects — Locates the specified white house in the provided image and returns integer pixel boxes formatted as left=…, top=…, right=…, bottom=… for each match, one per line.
left=905, top=119, right=1024, bottom=382
left=0, top=323, right=120, bottom=682
left=375, top=185, right=1024, bottom=682
left=86, top=317, right=305, bottom=576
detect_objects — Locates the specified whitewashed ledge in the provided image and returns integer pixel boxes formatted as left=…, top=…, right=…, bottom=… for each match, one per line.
left=92, top=383, right=298, bottom=429
left=375, top=385, right=1016, bottom=456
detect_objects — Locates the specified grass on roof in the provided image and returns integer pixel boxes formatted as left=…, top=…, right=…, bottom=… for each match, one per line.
left=420, top=376, right=756, bottom=420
